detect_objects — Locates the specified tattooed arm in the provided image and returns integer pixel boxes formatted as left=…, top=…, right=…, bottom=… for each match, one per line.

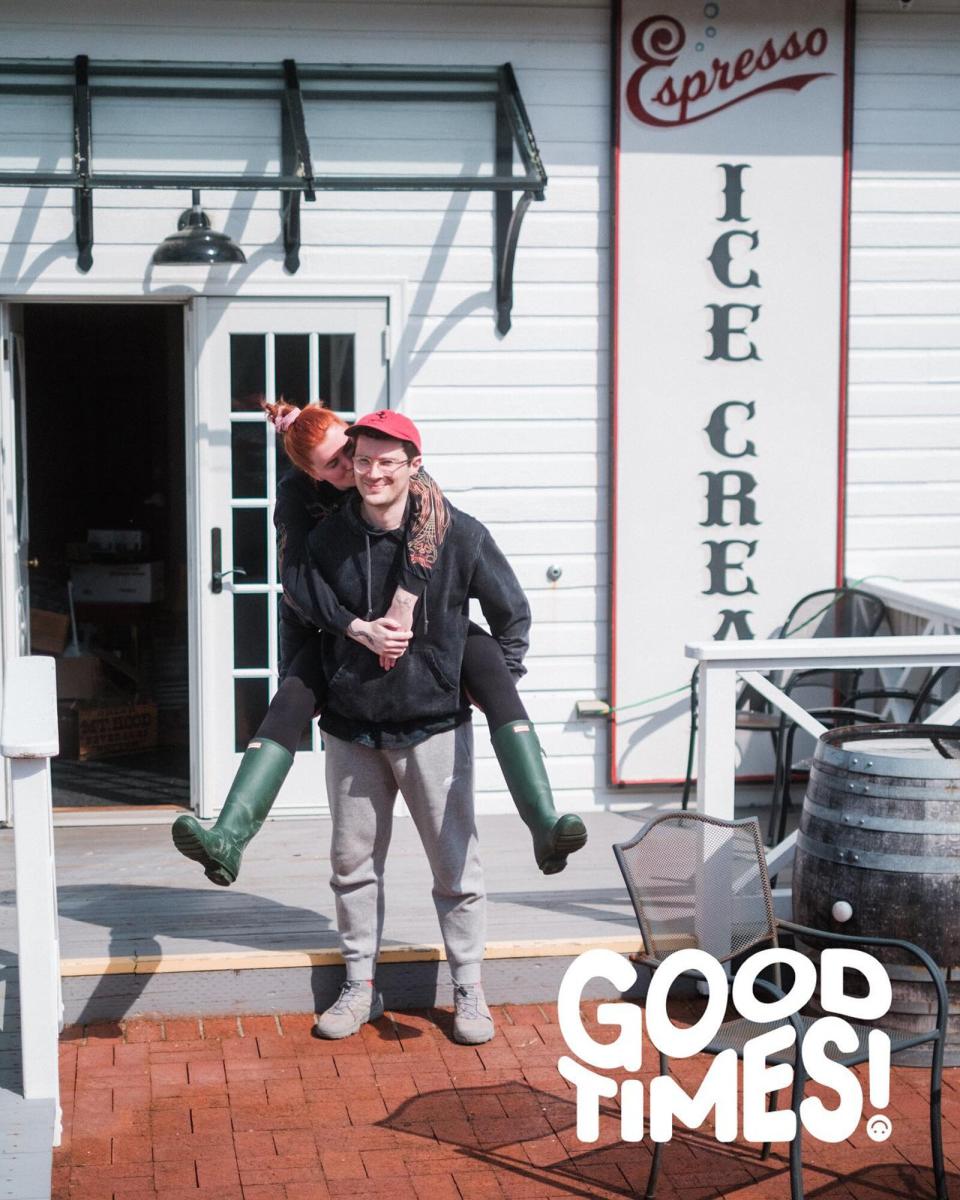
left=378, top=469, right=451, bottom=668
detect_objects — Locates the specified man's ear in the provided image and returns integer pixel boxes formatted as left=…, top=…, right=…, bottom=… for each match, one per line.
left=409, top=455, right=423, bottom=473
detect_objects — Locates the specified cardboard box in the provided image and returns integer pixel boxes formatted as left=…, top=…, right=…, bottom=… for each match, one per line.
left=70, top=561, right=164, bottom=604
left=87, top=528, right=149, bottom=556
left=30, top=608, right=70, bottom=654
left=55, top=655, right=103, bottom=701
left=57, top=701, right=158, bottom=761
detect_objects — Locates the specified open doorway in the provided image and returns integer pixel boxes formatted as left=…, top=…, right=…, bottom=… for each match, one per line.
left=21, top=303, right=190, bottom=811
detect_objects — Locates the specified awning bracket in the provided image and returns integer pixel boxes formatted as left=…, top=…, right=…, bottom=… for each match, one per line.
left=280, top=58, right=316, bottom=274
left=72, top=54, right=93, bottom=273
left=495, top=64, right=546, bottom=334
left=496, top=190, right=535, bottom=337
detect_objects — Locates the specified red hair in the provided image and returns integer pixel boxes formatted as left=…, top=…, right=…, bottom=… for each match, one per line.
left=262, top=401, right=347, bottom=475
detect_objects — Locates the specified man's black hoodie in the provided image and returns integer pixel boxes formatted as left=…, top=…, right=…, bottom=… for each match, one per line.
left=288, top=491, right=531, bottom=748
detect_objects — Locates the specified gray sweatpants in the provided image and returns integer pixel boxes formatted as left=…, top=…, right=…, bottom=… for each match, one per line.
left=323, top=723, right=486, bottom=985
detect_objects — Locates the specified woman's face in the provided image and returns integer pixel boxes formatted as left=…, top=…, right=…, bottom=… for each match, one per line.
left=304, top=424, right=355, bottom=490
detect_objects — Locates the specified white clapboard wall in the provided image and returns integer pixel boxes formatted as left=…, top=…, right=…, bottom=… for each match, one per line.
left=848, top=0, right=960, bottom=587
left=0, top=0, right=614, bottom=814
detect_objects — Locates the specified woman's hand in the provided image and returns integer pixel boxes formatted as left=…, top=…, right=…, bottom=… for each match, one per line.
left=347, top=617, right=412, bottom=659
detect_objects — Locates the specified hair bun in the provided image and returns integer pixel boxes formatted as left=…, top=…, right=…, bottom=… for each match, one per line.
left=275, top=406, right=301, bottom=432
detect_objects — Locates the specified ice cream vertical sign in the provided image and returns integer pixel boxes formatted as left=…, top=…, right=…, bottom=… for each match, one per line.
left=611, top=0, right=851, bottom=785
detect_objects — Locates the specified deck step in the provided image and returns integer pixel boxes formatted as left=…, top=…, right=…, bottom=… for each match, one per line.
left=59, top=936, right=645, bottom=1022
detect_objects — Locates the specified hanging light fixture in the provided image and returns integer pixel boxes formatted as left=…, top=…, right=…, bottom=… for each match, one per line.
left=151, top=190, right=246, bottom=266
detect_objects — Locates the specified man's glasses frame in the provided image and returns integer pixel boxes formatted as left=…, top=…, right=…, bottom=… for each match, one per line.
left=352, top=455, right=413, bottom=476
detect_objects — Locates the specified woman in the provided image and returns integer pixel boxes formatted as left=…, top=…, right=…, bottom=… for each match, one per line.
left=171, top=402, right=587, bottom=883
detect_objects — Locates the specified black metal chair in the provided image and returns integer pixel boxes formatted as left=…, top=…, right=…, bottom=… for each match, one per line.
left=613, top=812, right=948, bottom=1200
left=682, top=587, right=890, bottom=814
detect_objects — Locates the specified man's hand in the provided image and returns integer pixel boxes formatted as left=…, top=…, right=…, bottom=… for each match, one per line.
left=347, top=617, right=412, bottom=660
left=380, top=586, right=419, bottom=670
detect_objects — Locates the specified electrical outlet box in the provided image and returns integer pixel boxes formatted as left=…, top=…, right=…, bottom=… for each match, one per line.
left=576, top=699, right=610, bottom=718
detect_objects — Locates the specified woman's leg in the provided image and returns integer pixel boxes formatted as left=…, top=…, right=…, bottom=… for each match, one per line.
left=462, top=624, right=587, bottom=874
left=171, top=632, right=326, bottom=885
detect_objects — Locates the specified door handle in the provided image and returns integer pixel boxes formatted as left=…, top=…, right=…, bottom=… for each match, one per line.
left=214, top=567, right=247, bottom=586
left=210, top=527, right=247, bottom=594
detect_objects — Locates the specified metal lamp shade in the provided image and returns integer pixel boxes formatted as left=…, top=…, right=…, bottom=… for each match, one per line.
left=152, top=201, right=246, bottom=266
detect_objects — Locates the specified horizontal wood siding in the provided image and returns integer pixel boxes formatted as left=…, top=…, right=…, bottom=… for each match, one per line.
left=848, top=1, right=960, bottom=586
left=0, top=0, right=614, bottom=814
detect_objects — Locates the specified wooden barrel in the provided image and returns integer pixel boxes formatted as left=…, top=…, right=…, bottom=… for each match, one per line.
left=792, top=723, right=960, bottom=1066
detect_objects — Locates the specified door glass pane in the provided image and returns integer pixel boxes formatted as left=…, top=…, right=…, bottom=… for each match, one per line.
left=231, top=422, right=266, bottom=498
left=233, top=592, right=268, bottom=668
left=275, top=334, right=310, bottom=407
left=318, top=334, right=355, bottom=412
left=231, top=334, right=266, bottom=412
left=234, top=677, right=269, bottom=751
left=232, top=508, right=268, bottom=584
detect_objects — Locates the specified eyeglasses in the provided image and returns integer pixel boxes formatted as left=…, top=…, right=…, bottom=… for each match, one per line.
left=353, top=456, right=412, bottom=476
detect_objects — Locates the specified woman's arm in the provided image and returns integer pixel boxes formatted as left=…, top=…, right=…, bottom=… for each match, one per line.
left=276, top=473, right=412, bottom=658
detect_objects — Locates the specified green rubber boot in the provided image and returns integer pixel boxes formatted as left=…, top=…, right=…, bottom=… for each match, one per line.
left=171, top=738, right=294, bottom=886
left=490, top=720, right=588, bottom=875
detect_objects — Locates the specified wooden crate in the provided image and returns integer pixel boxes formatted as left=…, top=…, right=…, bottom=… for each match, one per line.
left=57, top=701, right=158, bottom=761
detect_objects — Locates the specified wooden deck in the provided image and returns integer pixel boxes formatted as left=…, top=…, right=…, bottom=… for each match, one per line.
left=0, top=789, right=778, bottom=1024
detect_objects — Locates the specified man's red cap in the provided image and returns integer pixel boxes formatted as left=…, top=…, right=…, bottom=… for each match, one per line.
left=346, top=409, right=422, bottom=454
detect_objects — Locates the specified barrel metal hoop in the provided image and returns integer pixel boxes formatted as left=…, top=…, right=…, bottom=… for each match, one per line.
left=797, top=831, right=960, bottom=874
left=816, top=731, right=960, bottom=781
left=803, top=797, right=960, bottom=836
left=810, top=764, right=960, bottom=804
left=883, top=962, right=953, bottom=983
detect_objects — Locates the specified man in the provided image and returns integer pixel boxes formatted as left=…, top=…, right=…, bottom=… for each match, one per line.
left=296, top=409, right=530, bottom=1045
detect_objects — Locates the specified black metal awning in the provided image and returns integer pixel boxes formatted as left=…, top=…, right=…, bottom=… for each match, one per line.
left=0, top=57, right=548, bottom=333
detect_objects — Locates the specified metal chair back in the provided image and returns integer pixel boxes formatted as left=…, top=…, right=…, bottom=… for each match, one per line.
left=613, top=812, right=777, bottom=966
left=780, top=586, right=887, bottom=641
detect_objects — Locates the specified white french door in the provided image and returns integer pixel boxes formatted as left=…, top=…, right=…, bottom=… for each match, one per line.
left=0, top=305, right=28, bottom=824
left=193, top=298, right=389, bottom=818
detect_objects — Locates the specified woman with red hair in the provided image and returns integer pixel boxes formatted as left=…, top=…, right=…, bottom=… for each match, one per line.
left=171, top=401, right=587, bottom=884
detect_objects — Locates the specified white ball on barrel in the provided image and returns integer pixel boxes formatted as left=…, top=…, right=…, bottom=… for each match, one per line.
left=832, top=900, right=854, bottom=923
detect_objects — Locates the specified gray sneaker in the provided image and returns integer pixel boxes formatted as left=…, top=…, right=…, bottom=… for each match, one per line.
left=313, top=981, right=384, bottom=1040
left=452, top=982, right=494, bottom=1044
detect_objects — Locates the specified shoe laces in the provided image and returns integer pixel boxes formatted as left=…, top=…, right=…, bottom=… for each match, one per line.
left=330, top=981, right=370, bottom=1016
left=454, top=983, right=484, bottom=1021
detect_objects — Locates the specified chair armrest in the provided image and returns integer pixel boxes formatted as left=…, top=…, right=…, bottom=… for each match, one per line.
left=776, top=919, right=948, bottom=1030
left=848, top=688, right=919, bottom=703
left=849, top=686, right=946, bottom=721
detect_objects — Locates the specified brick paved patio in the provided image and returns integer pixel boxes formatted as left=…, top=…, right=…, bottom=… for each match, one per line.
left=53, top=999, right=960, bottom=1200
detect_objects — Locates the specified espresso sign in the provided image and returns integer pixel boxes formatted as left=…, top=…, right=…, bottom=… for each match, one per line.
left=611, top=0, right=851, bottom=785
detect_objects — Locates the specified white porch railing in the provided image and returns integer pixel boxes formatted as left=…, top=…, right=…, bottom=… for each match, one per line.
left=2, top=655, right=62, bottom=1145
left=867, top=580, right=960, bottom=637
left=685, top=634, right=960, bottom=886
